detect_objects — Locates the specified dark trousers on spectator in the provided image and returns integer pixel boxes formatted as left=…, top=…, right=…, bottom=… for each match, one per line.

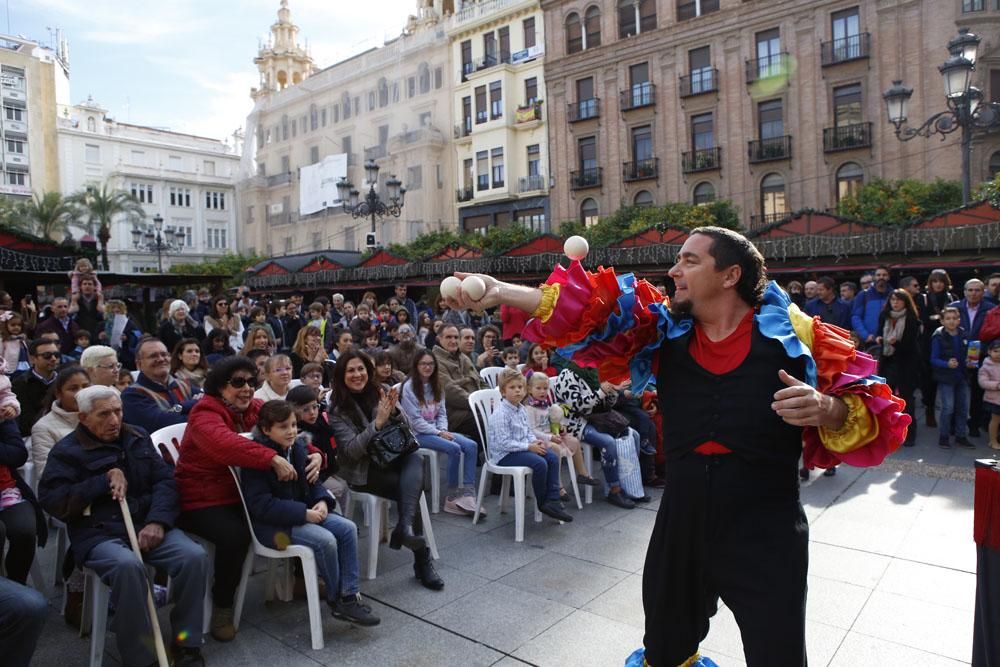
left=0, top=575, right=47, bottom=667
left=498, top=449, right=561, bottom=506
left=178, top=503, right=251, bottom=607
left=642, top=453, right=808, bottom=667
left=0, top=501, right=37, bottom=584
left=350, top=453, right=425, bottom=536
left=974, top=545, right=1000, bottom=667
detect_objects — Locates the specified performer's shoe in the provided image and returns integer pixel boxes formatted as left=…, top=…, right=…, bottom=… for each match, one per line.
left=607, top=491, right=636, bottom=509
left=799, top=467, right=810, bottom=481
left=823, top=467, right=837, bottom=477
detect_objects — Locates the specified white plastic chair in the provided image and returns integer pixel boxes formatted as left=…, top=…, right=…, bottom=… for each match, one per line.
left=348, top=490, right=438, bottom=580
left=479, top=366, right=505, bottom=389
left=80, top=567, right=111, bottom=666
left=130, top=370, right=139, bottom=381
left=150, top=423, right=252, bottom=634
left=468, top=388, right=542, bottom=542
left=393, top=383, right=443, bottom=513
left=230, top=466, right=325, bottom=650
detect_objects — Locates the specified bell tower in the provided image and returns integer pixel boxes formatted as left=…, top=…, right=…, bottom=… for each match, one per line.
left=250, top=0, right=315, bottom=101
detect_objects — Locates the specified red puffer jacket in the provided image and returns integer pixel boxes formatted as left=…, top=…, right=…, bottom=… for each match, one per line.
left=175, top=395, right=275, bottom=512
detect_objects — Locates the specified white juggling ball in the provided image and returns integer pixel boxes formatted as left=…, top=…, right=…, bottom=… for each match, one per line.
left=462, top=275, right=487, bottom=301
left=564, top=235, right=589, bottom=261
left=440, top=276, right=462, bottom=300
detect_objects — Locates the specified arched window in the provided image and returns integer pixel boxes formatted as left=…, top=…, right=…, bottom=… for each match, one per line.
left=693, top=181, right=715, bottom=205
left=566, top=13, right=583, bottom=54
left=618, top=0, right=636, bottom=38
left=581, top=198, right=599, bottom=226
left=760, top=173, right=788, bottom=223
left=836, top=162, right=864, bottom=202
left=634, top=190, right=654, bottom=206
left=86, top=116, right=96, bottom=132
left=584, top=6, right=602, bottom=48
left=990, top=151, right=1000, bottom=180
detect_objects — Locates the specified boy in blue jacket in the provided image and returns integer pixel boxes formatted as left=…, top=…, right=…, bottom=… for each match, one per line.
left=242, top=400, right=379, bottom=626
left=930, top=307, right=973, bottom=449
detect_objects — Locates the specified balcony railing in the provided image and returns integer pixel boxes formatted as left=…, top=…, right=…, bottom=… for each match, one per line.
left=682, top=147, right=721, bottom=173
left=821, top=33, right=871, bottom=66
left=567, top=98, right=600, bottom=122
left=745, top=53, right=790, bottom=84
left=750, top=212, right=791, bottom=229
left=748, top=135, right=792, bottom=163
left=454, top=121, right=472, bottom=139
left=623, top=158, right=659, bottom=182
left=518, top=174, right=546, bottom=193
left=515, top=101, right=543, bottom=124
left=364, top=145, right=387, bottom=160
left=570, top=167, right=602, bottom=190
left=823, top=122, right=872, bottom=152
left=475, top=53, right=511, bottom=72
left=456, top=186, right=474, bottom=203
left=679, top=68, right=718, bottom=98
left=266, top=172, right=292, bottom=187
left=620, top=82, right=656, bottom=111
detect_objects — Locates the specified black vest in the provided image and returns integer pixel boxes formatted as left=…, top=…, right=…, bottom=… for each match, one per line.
left=658, top=321, right=806, bottom=465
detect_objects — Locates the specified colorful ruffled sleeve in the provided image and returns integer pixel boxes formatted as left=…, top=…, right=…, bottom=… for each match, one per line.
left=521, top=259, right=688, bottom=390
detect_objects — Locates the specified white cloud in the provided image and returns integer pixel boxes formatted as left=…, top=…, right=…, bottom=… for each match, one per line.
left=31, top=0, right=210, bottom=44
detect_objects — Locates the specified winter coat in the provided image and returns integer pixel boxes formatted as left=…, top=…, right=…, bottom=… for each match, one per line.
left=329, top=392, right=411, bottom=487
left=30, top=401, right=79, bottom=483
left=240, top=433, right=335, bottom=549
left=432, top=345, right=484, bottom=429
left=949, top=297, right=998, bottom=342
left=121, top=372, right=200, bottom=434
left=0, top=418, right=46, bottom=548
left=157, top=318, right=204, bottom=354
left=551, top=368, right=618, bottom=440
left=804, top=297, right=852, bottom=331
left=38, top=423, right=170, bottom=562
left=11, top=371, right=55, bottom=436
left=979, top=357, right=1000, bottom=406
left=930, top=327, right=968, bottom=386
left=174, top=395, right=274, bottom=512
left=851, top=286, right=892, bottom=342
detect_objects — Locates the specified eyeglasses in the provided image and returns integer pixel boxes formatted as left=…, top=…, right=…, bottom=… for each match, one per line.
left=144, top=353, right=170, bottom=361
left=37, top=351, right=60, bottom=360
left=96, top=362, right=123, bottom=371
left=227, top=376, right=259, bottom=389
left=417, top=361, right=435, bottom=367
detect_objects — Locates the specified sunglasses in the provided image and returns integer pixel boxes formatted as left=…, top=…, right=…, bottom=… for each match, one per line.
left=37, top=351, right=60, bottom=360
left=227, top=376, right=259, bottom=389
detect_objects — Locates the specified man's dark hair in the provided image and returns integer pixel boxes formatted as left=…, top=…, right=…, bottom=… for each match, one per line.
left=29, top=338, right=58, bottom=356
left=689, top=227, right=767, bottom=306
left=245, top=348, right=270, bottom=362
left=841, top=281, right=858, bottom=294
left=135, top=336, right=164, bottom=360
left=876, top=265, right=890, bottom=273
left=899, top=276, right=919, bottom=290
left=817, top=276, right=835, bottom=290
left=203, top=356, right=258, bottom=397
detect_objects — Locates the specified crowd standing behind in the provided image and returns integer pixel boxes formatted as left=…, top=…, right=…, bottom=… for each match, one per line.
left=0, top=267, right=998, bottom=664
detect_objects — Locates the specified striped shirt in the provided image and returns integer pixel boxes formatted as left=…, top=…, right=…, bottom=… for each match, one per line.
left=486, top=398, right=534, bottom=465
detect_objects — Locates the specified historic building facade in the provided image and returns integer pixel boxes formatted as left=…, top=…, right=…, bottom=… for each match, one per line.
left=57, top=97, right=240, bottom=273
left=539, top=0, right=1000, bottom=229
left=239, top=0, right=456, bottom=257
left=447, top=0, right=551, bottom=234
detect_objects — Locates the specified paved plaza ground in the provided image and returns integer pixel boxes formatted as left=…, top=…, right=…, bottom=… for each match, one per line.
left=28, top=421, right=984, bottom=667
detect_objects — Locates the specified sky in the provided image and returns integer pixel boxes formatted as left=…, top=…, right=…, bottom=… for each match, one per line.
left=12, top=0, right=417, bottom=143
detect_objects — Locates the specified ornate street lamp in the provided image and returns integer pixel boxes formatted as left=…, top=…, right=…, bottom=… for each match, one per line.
left=884, top=28, right=1000, bottom=205
left=131, top=213, right=184, bottom=272
left=336, top=159, right=406, bottom=248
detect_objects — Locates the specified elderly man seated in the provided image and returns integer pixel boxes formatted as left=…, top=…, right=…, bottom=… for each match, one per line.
left=38, top=386, right=209, bottom=667
left=122, top=337, right=202, bottom=433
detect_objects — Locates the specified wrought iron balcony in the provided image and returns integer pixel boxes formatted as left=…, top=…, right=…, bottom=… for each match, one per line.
left=454, top=121, right=472, bottom=139
left=364, top=145, right=387, bottom=161
left=620, top=82, right=656, bottom=111
left=518, top=174, right=546, bottom=193
left=745, top=53, right=790, bottom=84
left=823, top=122, right=872, bottom=152
left=682, top=147, right=721, bottom=173
left=821, top=33, right=871, bottom=66
left=748, top=135, right=792, bottom=163
left=570, top=167, right=602, bottom=190
left=623, top=158, right=659, bottom=182
left=567, top=98, right=600, bottom=122
left=266, top=172, right=291, bottom=187
left=679, top=69, right=718, bottom=98
left=514, top=101, right=543, bottom=124
left=456, top=186, right=474, bottom=203
left=750, top=212, right=791, bottom=229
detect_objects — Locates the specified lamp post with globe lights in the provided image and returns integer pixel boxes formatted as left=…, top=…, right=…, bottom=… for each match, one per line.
left=883, top=28, right=1000, bottom=205
left=335, top=159, right=405, bottom=248
left=130, top=213, right=185, bottom=273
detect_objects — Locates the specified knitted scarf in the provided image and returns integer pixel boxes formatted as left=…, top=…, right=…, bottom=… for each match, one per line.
left=882, top=308, right=907, bottom=357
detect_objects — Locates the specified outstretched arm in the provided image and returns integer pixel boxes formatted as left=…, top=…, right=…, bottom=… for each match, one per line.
left=445, top=273, right=542, bottom=316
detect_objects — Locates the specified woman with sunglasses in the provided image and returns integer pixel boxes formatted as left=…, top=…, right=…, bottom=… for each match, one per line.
left=203, top=295, right=244, bottom=353
left=175, top=356, right=323, bottom=643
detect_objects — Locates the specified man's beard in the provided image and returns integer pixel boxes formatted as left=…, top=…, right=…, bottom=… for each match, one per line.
left=670, top=299, right=694, bottom=319
left=876, top=279, right=887, bottom=291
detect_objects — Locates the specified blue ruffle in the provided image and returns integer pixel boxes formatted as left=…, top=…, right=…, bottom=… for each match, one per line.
left=625, top=648, right=720, bottom=667
left=754, top=281, right=818, bottom=387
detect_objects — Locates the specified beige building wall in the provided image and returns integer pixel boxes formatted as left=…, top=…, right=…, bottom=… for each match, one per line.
left=540, top=0, right=1000, bottom=229
left=239, top=4, right=455, bottom=257
left=448, top=0, right=551, bottom=233
left=0, top=33, right=69, bottom=200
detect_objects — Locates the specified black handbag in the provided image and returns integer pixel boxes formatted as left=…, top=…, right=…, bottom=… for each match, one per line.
left=587, top=409, right=631, bottom=438
left=367, top=419, right=419, bottom=468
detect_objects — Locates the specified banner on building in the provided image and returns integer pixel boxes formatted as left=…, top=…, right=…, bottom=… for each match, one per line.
left=299, top=153, right=348, bottom=215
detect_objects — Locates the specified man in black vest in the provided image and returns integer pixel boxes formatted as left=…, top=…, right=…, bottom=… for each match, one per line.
left=445, top=228, right=876, bottom=667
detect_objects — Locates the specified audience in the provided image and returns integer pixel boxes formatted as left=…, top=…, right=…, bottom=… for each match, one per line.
left=30, top=366, right=90, bottom=482
left=121, top=338, right=201, bottom=433
left=12, top=338, right=60, bottom=435
left=433, top=324, right=486, bottom=444
left=172, top=337, right=209, bottom=386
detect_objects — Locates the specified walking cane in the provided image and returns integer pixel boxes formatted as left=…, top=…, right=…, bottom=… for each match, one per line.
left=119, top=496, right=170, bottom=667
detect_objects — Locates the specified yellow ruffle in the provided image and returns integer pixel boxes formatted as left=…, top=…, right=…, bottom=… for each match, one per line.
left=818, top=394, right=879, bottom=453
left=787, top=303, right=815, bottom=351
left=532, top=282, right=561, bottom=323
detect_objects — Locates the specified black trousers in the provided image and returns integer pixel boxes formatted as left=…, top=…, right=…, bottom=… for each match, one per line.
left=178, top=504, right=250, bottom=607
left=0, top=502, right=37, bottom=584
left=973, top=545, right=1000, bottom=667
left=642, top=453, right=808, bottom=667
left=349, top=453, right=424, bottom=535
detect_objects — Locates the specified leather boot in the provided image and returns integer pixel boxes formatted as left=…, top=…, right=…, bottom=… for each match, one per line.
left=389, top=464, right=426, bottom=551
left=413, top=547, right=444, bottom=590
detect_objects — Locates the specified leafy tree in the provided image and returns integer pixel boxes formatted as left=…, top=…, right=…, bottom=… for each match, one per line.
left=975, top=172, right=1000, bottom=209
left=388, top=229, right=465, bottom=261
left=68, top=182, right=145, bottom=270
left=20, top=191, right=75, bottom=240
left=0, top=196, right=27, bottom=232
left=169, top=253, right=267, bottom=289
left=557, top=200, right=741, bottom=247
left=836, top=178, right=963, bottom=226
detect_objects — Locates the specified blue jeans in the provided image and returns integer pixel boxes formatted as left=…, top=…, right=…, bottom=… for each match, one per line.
left=416, top=432, right=478, bottom=490
left=0, top=576, right=47, bottom=667
left=938, top=381, right=970, bottom=439
left=498, top=449, right=561, bottom=506
left=85, top=528, right=208, bottom=665
left=290, top=513, right=360, bottom=602
left=581, top=425, right=642, bottom=487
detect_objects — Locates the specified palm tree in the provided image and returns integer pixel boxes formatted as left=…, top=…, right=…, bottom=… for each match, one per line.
left=20, top=191, right=75, bottom=240
left=69, top=182, right=145, bottom=270
left=0, top=196, right=27, bottom=232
